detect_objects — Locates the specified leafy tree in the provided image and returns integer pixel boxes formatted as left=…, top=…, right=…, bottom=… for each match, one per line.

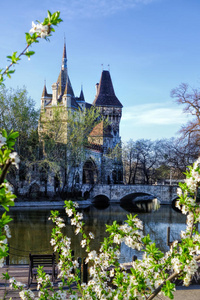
left=39, top=106, right=105, bottom=196
left=0, top=86, right=39, bottom=157
left=0, top=87, right=40, bottom=191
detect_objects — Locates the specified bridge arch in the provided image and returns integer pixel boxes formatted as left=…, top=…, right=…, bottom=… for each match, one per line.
left=120, top=192, right=157, bottom=203
left=85, top=184, right=178, bottom=204
left=171, top=197, right=181, bottom=212
left=92, top=194, right=110, bottom=209
left=93, top=194, right=110, bottom=202
left=120, top=192, right=159, bottom=213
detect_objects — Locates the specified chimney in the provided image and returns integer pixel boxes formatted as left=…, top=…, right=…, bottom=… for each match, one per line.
left=95, top=83, right=99, bottom=95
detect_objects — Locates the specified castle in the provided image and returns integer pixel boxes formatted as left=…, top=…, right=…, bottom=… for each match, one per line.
left=37, top=42, right=123, bottom=194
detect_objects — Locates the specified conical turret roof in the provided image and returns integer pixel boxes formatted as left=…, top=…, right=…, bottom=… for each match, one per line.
left=41, top=83, right=48, bottom=97
left=57, top=69, right=68, bottom=97
left=41, top=81, right=52, bottom=98
left=93, top=70, right=123, bottom=108
left=79, top=88, right=85, bottom=102
left=63, top=77, right=75, bottom=97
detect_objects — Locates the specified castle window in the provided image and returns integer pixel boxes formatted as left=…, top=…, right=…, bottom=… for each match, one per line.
left=50, top=111, right=52, bottom=116
left=83, top=160, right=98, bottom=184
left=75, top=173, right=80, bottom=184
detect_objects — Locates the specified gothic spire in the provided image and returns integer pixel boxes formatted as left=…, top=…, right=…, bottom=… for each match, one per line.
left=62, top=39, right=67, bottom=70
left=57, top=41, right=68, bottom=97
left=41, top=80, right=48, bottom=97
left=79, top=85, right=85, bottom=101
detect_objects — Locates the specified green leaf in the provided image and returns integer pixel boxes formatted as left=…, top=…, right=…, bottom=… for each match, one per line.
left=48, top=10, right=52, bottom=19
left=142, top=234, right=151, bottom=245
left=2, top=272, right=10, bottom=280
left=25, top=51, right=35, bottom=59
left=25, top=32, right=39, bottom=45
left=8, top=131, right=19, bottom=140
left=162, top=280, right=175, bottom=299
left=7, top=52, right=20, bottom=64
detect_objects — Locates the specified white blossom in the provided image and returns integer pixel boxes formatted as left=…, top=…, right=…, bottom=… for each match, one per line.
left=113, top=234, right=121, bottom=244
left=9, top=152, right=20, bottom=169
left=73, top=202, right=79, bottom=208
left=89, top=232, right=95, bottom=239
left=76, top=212, right=83, bottom=220
left=29, top=21, right=49, bottom=38
left=81, top=239, right=87, bottom=248
left=65, top=208, right=73, bottom=217
left=177, top=187, right=182, bottom=196
left=175, top=200, right=181, bottom=210
left=71, top=218, right=77, bottom=226
left=0, top=134, right=6, bottom=148
left=4, top=224, right=11, bottom=238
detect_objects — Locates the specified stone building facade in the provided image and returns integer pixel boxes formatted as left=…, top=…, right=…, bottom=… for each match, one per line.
left=37, top=42, right=123, bottom=195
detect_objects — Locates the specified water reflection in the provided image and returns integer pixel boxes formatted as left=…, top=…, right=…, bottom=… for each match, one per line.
left=6, top=203, right=188, bottom=264
left=120, top=197, right=160, bottom=213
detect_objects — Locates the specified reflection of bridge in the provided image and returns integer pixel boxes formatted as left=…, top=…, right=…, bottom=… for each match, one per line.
left=82, top=184, right=178, bottom=204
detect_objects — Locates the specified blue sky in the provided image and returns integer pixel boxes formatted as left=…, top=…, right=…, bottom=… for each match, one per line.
left=1, top=0, right=199, bottom=142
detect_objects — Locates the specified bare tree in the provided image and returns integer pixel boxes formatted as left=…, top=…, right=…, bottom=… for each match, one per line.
left=123, top=139, right=164, bottom=185
left=171, top=82, right=200, bottom=151
left=122, top=140, right=140, bottom=184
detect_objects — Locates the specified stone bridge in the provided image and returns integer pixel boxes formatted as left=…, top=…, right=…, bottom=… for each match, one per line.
left=82, top=184, right=179, bottom=204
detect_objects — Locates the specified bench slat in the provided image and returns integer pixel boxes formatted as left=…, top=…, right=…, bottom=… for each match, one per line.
left=28, top=253, right=56, bottom=287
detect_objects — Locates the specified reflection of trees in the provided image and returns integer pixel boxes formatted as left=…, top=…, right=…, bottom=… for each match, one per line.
left=9, top=210, right=54, bottom=264
left=8, top=205, right=187, bottom=264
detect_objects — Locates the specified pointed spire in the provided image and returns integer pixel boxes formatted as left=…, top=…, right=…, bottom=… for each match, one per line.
left=57, top=41, right=68, bottom=97
left=42, top=80, right=48, bottom=97
left=79, top=85, right=85, bottom=101
left=63, top=76, right=75, bottom=97
left=63, top=35, right=67, bottom=60
left=62, top=38, right=67, bottom=70
left=93, top=70, right=123, bottom=108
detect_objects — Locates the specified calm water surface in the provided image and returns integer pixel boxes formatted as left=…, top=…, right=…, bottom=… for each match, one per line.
left=6, top=203, right=189, bottom=264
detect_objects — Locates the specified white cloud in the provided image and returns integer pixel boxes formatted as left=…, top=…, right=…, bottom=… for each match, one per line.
left=122, top=102, right=190, bottom=126
left=52, top=0, right=157, bottom=19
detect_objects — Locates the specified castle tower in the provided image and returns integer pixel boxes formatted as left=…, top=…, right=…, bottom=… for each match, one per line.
left=92, top=70, right=123, bottom=150
left=41, top=81, right=51, bottom=109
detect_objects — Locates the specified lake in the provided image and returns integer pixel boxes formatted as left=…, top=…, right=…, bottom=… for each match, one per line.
left=6, top=202, right=189, bottom=264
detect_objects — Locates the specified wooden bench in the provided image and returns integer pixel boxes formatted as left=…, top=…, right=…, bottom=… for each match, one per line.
left=28, top=253, right=56, bottom=287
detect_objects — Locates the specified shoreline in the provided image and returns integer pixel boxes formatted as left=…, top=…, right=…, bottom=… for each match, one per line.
left=7, top=199, right=92, bottom=209
left=1, top=200, right=172, bottom=210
